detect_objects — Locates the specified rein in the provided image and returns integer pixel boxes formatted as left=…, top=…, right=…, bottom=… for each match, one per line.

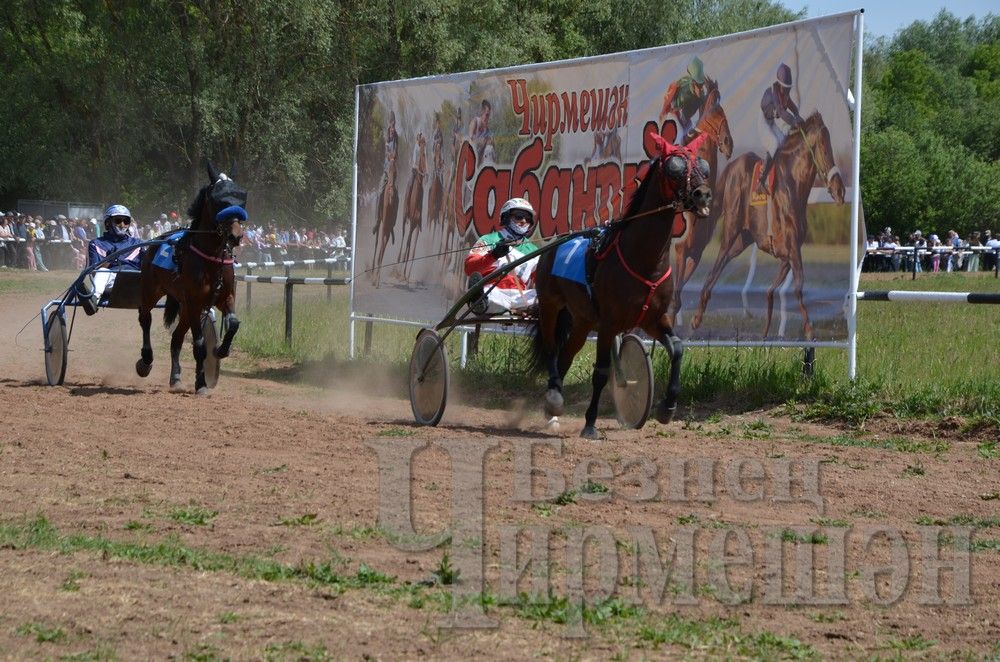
left=190, top=243, right=235, bottom=265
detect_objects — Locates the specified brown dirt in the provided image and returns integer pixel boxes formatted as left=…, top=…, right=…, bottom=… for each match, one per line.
left=1, top=275, right=998, bottom=660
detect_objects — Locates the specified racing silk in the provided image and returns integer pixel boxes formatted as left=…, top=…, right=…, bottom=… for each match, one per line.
left=465, top=230, right=539, bottom=312
left=664, top=75, right=705, bottom=134
left=761, top=83, right=802, bottom=137
left=88, top=233, right=143, bottom=269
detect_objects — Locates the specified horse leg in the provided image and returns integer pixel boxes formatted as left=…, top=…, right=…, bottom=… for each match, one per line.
left=691, top=231, right=751, bottom=330
left=537, top=307, right=570, bottom=418
left=215, top=293, right=240, bottom=359
left=763, top=260, right=792, bottom=338
left=789, top=252, right=813, bottom=340
left=169, top=314, right=188, bottom=389
left=136, top=290, right=157, bottom=378
left=188, top=305, right=209, bottom=395
left=581, top=328, right=615, bottom=440
left=654, top=326, right=685, bottom=424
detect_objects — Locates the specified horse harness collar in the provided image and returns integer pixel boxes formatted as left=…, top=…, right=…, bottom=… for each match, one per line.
left=189, top=243, right=235, bottom=265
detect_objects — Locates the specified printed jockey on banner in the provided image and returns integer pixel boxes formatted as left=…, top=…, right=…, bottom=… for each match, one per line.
left=464, top=198, right=539, bottom=314
left=82, top=204, right=143, bottom=313
left=757, top=62, right=804, bottom=195
left=659, top=56, right=709, bottom=143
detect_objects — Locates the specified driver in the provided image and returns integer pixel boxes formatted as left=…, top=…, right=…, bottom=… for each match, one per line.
left=82, top=204, right=143, bottom=314
left=464, top=197, right=539, bottom=314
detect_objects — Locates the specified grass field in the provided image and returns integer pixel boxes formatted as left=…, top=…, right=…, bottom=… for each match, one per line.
left=230, top=269, right=1000, bottom=426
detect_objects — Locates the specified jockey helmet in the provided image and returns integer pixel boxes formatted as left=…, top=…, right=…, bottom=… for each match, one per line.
left=687, top=57, right=705, bottom=85
left=776, top=63, right=793, bottom=88
left=500, top=197, right=536, bottom=238
left=103, top=204, right=133, bottom=239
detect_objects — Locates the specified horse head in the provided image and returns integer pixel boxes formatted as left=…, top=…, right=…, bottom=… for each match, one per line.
left=701, top=83, right=733, bottom=159
left=194, top=160, right=248, bottom=248
left=798, top=112, right=845, bottom=204
left=650, top=132, right=713, bottom=218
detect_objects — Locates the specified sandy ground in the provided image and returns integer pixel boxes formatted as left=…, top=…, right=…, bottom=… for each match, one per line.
left=1, top=273, right=998, bottom=660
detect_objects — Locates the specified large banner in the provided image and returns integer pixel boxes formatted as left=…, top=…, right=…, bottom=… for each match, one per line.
left=353, top=12, right=862, bottom=341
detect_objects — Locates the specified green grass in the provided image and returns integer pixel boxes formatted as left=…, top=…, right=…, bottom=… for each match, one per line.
left=278, top=513, right=320, bottom=527
left=16, top=622, right=66, bottom=643
left=2, top=515, right=814, bottom=656
left=169, top=506, right=218, bottom=526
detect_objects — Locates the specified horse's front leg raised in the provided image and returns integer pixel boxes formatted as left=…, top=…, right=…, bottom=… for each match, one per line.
left=581, top=328, right=615, bottom=439
left=655, top=319, right=685, bottom=424
left=215, top=290, right=240, bottom=360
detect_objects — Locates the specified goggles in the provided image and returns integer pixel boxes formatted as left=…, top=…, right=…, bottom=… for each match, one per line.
left=508, top=211, right=532, bottom=222
left=109, top=216, right=132, bottom=226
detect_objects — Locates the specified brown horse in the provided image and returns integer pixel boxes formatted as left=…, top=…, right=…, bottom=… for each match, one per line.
left=690, top=111, right=845, bottom=339
left=372, top=148, right=399, bottom=287
left=427, top=128, right=445, bottom=244
left=136, top=162, right=247, bottom=394
left=668, top=79, right=733, bottom=325
left=397, top=133, right=427, bottom=280
left=532, top=133, right=713, bottom=439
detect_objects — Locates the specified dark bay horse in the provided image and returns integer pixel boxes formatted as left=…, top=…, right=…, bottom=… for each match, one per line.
left=136, top=162, right=246, bottom=394
left=668, top=79, right=733, bottom=325
left=532, top=133, right=713, bottom=439
left=397, top=133, right=427, bottom=280
left=690, top=111, right=845, bottom=339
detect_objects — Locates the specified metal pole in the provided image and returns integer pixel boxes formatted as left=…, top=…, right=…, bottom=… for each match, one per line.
left=802, top=347, right=815, bottom=378
left=327, top=264, right=333, bottom=302
left=284, top=283, right=293, bottom=345
left=847, top=9, right=864, bottom=381
left=912, top=248, right=917, bottom=280
left=246, top=266, right=253, bottom=311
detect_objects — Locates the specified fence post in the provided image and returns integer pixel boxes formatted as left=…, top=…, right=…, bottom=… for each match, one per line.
left=802, top=347, right=815, bottom=378
left=363, top=321, right=373, bottom=355
left=911, top=248, right=917, bottom=280
left=246, top=266, right=253, bottom=311
left=284, top=282, right=294, bottom=345
left=995, top=247, right=999, bottom=279
left=327, top=263, right=333, bottom=302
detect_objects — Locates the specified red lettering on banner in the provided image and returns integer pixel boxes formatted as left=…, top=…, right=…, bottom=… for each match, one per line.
left=506, top=80, right=632, bottom=151
left=511, top=138, right=543, bottom=206
left=540, top=167, right=571, bottom=237
left=472, top=166, right=511, bottom=236
left=455, top=141, right=477, bottom=233
left=509, top=79, right=530, bottom=135
left=571, top=166, right=597, bottom=230
left=593, top=162, right=622, bottom=224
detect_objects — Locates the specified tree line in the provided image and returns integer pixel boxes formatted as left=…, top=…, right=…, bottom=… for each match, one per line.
left=1, top=1, right=996, bottom=237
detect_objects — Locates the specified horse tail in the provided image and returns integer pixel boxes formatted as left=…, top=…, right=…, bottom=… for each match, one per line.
left=529, top=308, right=572, bottom=374
left=163, top=295, right=180, bottom=330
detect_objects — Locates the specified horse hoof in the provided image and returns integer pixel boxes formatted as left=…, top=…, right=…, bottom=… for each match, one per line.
left=580, top=425, right=601, bottom=440
left=169, top=379, right=183, bottom=391
left=655, top=402, right=677, bottom=424
left=196, top=386, right=211, bottom=396
left=543, top=389, right=564, bottom=417
left=214, top=348, right=228, bottom=360
left=690, top=313, right=702, bottom=329
left=544, top=416, right=560, bottom=433
left=135, top=359, right=152, bottom=378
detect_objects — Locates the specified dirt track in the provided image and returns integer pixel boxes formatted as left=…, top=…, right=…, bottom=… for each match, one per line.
left=1, top=277, right=998, bottom=660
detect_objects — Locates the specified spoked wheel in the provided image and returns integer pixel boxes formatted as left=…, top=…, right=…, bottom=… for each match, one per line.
left=44, top=310, right=68, bottom=386
left=409, top=328, right=449, bottom=426
left=611, top=333, right=653, bottom=429
left=201, top=311, right=220, bottom=389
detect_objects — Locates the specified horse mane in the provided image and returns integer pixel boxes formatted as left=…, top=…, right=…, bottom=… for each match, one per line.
left=623, top=159, right=657, bottom=221
left=187, top=184, right=209, bottom=230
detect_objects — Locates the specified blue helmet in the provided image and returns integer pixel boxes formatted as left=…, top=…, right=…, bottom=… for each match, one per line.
left=103, top=204, right=133, bottom=239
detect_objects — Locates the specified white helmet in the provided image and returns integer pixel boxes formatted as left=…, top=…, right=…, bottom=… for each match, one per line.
left=499, top=197, right=536, bottom=238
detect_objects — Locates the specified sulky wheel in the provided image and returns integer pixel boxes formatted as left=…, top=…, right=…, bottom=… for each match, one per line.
left=44, top=310, right=68, bottom=386
left=611, top=333, right=653, bottom=429
left=409, top=328, right=449, bottom=426
left=201, top=311, right=220, bottom=389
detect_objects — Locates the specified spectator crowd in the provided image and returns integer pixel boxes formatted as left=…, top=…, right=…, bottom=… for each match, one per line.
left=0, top=210, right=351, bottom=272
left=863, top=225, right=1000, bottom=273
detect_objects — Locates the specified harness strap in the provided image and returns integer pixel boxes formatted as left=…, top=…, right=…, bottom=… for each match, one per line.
left=190, top=244, right=235, bottom=265
left=614, top=235, right=672, bottom=329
